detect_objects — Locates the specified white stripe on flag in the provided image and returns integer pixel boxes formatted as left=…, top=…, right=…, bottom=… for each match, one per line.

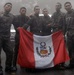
left=33, top=35, right=55, bottom=68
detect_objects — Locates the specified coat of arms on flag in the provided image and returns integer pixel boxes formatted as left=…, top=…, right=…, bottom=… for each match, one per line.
left=36, top=42, right=51, bottom=57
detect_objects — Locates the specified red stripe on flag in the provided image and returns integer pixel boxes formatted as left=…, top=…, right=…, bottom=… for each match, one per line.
left=17, top=27, right=35, bottom=68
left=52, top=31, right=70, bottom=65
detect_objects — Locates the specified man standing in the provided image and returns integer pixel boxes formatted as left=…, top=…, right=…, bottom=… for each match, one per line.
left=51, top=2, right=65, bottom=33
left=12, top=7, right=29, bottom=71
left=12, top=6, right=46, bottom=70
left=51, top=2, right=65, bottom=69
left=64, top=2, right=74, bottom=68
left=0, top=2, right=15, bottom=75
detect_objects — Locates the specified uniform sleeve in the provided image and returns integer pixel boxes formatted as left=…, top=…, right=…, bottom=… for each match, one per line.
left=13, top=29, right=19, bottom=66
left=50, top=13, right=56, bottom=28
left=23, top=18, right=33, bottom=29
left=51, top=13, right=55, bottom=25
left=12, top=15, right=18, bottom=30
left=0, top=16, right=3, bottom=23
left=26, top=16, right=30, bottom=22
left=14, top=29, right=19, bottom=53
left=59, top=14, right=67, bottom=35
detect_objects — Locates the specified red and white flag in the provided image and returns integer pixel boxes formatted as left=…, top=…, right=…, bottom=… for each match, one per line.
left=17, top=27, right=70, bottom=69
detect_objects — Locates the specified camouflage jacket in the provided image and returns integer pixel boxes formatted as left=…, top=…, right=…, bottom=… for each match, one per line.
left=51, top=11, right=65, bottom=32
left=13, top=15, right=29, bottom=30
left=0, top=12, right=14, bottom=37
left=23, top=14, right=46, bottom=35
left=64, top=9, right=74, bottom=36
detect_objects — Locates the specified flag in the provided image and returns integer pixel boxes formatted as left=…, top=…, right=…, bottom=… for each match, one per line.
left=17, top=27, right=70, bottom=69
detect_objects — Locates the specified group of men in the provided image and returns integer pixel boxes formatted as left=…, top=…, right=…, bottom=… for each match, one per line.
left=0, top=1, right=74, bottom=75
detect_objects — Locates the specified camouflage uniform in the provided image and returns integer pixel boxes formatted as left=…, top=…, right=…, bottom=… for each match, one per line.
left=13, top=15, right=29, bottom=67
left=0, top=12, right=14, bottom=70
left=64, top=9, right=74, bottom=67
left=51, top=11, right=65, bottom=69
left=14, top=15, right=29, bottom=30
left=51, top=11, right=65, bottom=33
left=23, top=14, right=45, bottom=35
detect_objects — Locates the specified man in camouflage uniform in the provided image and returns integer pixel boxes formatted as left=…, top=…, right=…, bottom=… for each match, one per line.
left=51, top=2, right=65, bottom=69
left=0, top=2, right=15, bottom=75
left=64, top=2, right=74, bottom=68
left=51, top=2, right=65, bottom=33
left=12, top=7, right=29, bottom=71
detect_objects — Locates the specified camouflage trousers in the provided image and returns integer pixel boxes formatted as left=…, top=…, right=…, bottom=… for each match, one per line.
left=67, top=33, right=74, bottom=66
left=0, top=36, right=13, bottom=69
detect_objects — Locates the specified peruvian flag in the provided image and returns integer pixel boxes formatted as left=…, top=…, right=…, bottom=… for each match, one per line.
left=17, top=27, right=70, bottom=69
